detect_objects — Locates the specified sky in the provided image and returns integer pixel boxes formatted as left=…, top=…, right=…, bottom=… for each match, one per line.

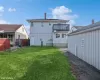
left=0, top=0, right=100, bottom=33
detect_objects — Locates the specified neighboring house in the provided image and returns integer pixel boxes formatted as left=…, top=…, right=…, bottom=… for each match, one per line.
left=27, top=13, right=70, bottom=47
left=71, top=19, right=95, bottom=32
left=71, top=26, right=85, bottom=32
left=0, top=24, right=28, bottom=45
left=68, top=20, right=100, bottom=70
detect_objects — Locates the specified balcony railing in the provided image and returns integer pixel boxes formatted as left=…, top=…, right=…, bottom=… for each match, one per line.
left=53, top=24, right=70, bottom=31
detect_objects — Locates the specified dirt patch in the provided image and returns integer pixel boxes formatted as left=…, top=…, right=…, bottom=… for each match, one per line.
left=64, top=52, right=100, bottom=80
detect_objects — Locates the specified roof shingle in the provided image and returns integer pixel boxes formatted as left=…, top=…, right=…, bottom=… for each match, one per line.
left=0, top=24, right=22, bottom=32
left=68, top=21, right=100, bottom=35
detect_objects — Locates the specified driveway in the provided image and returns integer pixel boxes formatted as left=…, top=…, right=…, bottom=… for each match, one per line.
left=60, top=48, right=100, bottom=80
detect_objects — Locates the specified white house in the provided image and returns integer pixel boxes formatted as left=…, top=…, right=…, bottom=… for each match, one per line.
left=0, top=24, right=28, bottom=45
left=71, top=26, right=85, bottom=32
left=27, top=13, right=70, bottom=47
left=71, top=19, right=95, bottom=32
left=68, top=20, right=100, bottom=70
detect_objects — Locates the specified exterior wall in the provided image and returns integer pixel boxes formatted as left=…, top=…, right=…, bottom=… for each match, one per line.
left=53, top=31, right=68, bottom=47
left=15, top=25, right=28, bottom=39
left=68, top=29, right=100, bottom=70
left=30, top=22, right=67, bottom=46
left=30, top=33, right=52, bottom=46
left=30, top=22, right=54, bottom=34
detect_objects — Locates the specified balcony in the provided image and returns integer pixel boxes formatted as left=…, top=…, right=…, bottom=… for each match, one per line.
left=53, top=24, right=70, bottom=32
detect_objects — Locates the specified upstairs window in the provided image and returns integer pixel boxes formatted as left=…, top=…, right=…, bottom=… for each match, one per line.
left=41, top=22, right=43, bottom=27
left=49, top=23, right=51, bottom=26
left=56, top=34, right=60, bottom=38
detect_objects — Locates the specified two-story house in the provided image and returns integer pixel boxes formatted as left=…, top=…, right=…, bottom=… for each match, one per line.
left=27, top=13, right=70, bottom=47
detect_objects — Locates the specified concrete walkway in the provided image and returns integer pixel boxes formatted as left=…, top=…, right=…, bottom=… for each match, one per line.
left=60, top=48, right=100, bottom=80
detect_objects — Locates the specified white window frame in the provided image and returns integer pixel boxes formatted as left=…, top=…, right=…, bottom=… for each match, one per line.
left=56, top=34, right=60, bottom=38
left=62, top=34, right=66, bottom=38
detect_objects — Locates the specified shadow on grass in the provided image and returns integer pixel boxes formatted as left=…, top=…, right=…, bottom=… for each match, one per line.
left=16, top=46, right=57, bottom=55
left=0, top=46, right=56, bottom=55
left=18, top=51, right=75, bottom=80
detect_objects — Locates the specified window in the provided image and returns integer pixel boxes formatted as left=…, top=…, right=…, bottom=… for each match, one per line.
left=56, top=34, right=60, bottom=38
left=41, top=22, right=43, bottom=27
left=31, top=22, right=34, bottom=27
left=8, top=34, right=13, bottom=42
left=49, top=23, right=51, bottom=26
left=62, top=34, right=66, bottom=38
left=18, top=35, right=20, bottom=39
left=4, top=34, right=7, bottom=38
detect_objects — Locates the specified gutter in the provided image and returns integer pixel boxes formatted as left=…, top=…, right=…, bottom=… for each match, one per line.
left=27, top=19, right=69, bottom=23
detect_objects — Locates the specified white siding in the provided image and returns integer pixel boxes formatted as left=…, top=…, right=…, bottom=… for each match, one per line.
left=30, top=33, right=52, bottom=46
left=30, top=22, right=68, bottom=46
left=30, top=22, right=53, bottom=34
left=30, top=22, right=54, bottom=46
left=15, top=25, right=28, bottom=39
left=68, top=29, right=100, bottom=70
left=53, top=33, right=67, bottom=43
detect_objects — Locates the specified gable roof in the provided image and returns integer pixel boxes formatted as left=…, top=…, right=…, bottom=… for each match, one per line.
left=0, top=24, right=22, bottom=32
left=27, top=19, right=69, bottom=23
left=69, top=21, right=100, bottom=36
left=73, top=26, right=85, bottom=30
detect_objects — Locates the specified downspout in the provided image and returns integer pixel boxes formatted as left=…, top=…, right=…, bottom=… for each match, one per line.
left=52, top=25, right=54, bottom=47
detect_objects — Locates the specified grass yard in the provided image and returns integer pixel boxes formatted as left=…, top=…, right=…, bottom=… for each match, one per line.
left=0, top=47, right=76, bottom=80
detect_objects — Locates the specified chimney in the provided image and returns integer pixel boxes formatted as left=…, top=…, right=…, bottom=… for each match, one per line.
left=92, top=19, right=94, bottom=24
left=44, top=13, right=47, bottom=19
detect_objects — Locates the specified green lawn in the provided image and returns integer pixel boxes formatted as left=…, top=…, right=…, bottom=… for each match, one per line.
left=0, top=47, right=76, bottom=80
